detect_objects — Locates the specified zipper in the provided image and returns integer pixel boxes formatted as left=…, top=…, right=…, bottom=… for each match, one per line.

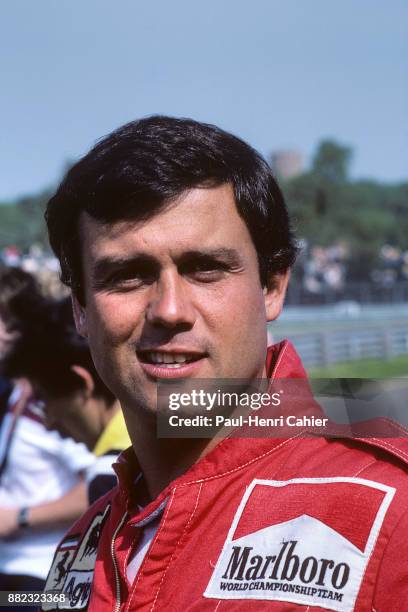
left=111, top=510, right=128, bottom=612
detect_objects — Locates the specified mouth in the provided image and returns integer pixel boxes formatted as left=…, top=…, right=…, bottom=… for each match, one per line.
left=137, top=350, right=207, bottom=378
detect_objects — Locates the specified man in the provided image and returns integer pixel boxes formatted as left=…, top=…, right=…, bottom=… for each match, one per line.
left=0, top=267, right=95, bottom=603
left=1, top=298, right=130, bottom=502
left=43, top=116, right=408, bottom=611
left=2, top=296, right=130, bottom=503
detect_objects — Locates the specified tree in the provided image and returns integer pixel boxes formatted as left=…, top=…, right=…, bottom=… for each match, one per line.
left=312, top=140, right=352, bottom=184
left=281, top=138, right=408, bottom=281
left=0, top=189, right=51, bottom=251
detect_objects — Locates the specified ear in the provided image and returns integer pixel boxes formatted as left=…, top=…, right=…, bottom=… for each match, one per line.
left=70, top=365, right=95, bottom=398
left=263, top=270, right=290, bottom=322
left=71, top=292, right=88, bottom=338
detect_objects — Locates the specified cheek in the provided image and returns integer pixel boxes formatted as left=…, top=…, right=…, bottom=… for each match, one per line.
left=235, top=294, right=268, bottom=348
left=202, top=280, right=266, bottom=340
left=87, top=296, right=144, bottom=344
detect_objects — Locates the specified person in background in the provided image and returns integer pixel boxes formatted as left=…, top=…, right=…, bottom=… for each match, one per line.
left=2, top=296, right=131, bottom=504
left=0, top=266, right=95, bottom=603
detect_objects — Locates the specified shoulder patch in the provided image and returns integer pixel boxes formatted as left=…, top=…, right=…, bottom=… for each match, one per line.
left=204, top=478, right=394, bottom=611
left=42, top=504, right=111, bottom=610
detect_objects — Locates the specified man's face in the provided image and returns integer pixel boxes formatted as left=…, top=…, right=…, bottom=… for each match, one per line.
left=74, top=184, right=287, bottom=413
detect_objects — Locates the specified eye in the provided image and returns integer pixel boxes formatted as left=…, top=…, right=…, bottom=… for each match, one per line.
left=103, top=265, right=157, bottom=290
left=183, top=259, right=229, bottom=282
left=110, top=271, right=142, bottom=284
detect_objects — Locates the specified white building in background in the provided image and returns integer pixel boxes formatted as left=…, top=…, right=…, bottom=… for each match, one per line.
left=270, top=149, right=304, bottom=179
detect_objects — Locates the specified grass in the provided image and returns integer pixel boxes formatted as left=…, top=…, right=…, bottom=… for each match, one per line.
left=309, top=354, right=408, bottom=378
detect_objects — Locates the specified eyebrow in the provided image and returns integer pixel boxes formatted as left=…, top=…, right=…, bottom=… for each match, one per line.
left=91, top=248, right=243, bottom=280
left=91, top=254, right=156, bottom=281
left=178, top=248, right=243, bottom=266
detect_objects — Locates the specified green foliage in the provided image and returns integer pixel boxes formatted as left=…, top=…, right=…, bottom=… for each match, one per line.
left=312, top=140, right=352, bottom=184
left=309, top=355, right=408, bottom=378
left=0, top=190, right=51, bottom=250
left=282, top=140, right=408, bottom=278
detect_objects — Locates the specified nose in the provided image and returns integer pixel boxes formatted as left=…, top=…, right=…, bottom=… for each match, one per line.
left=146, top=269, right=196, bottom=329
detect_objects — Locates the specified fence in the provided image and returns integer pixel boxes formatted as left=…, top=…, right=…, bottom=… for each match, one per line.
left=285, top=281, right=408, bottom=305
left=274, top=325, right=408, bottom=369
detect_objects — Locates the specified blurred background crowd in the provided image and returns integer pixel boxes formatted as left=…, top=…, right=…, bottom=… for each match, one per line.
left=0, top=265, right=130, bottom=605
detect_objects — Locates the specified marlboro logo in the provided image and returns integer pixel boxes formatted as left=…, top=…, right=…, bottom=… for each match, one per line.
left=204, top=478, right=395, bottom=612
left=218, top=534, right=348, bottom=604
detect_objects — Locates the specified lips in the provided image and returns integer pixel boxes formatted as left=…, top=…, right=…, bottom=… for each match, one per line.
left=137, top=349, right=207, bottom=378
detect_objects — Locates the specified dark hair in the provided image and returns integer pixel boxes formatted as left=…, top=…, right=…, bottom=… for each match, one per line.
left=46, top=115, right=298, bottom=301
left=0, top=266, right=45, bottom=335
left=1, top=295, right=116, bottom=405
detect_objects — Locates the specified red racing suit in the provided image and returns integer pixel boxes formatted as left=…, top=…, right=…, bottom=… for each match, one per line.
left=42, top=341, right=408, bottom=611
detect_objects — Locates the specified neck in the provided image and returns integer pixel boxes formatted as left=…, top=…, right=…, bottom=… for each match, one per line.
left=124, top=410, right=218, bottom=501
left=123, top=363, right=271, bottom=501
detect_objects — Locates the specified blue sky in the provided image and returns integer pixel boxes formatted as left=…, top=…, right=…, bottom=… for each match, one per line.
left=1, top=0, right=407, bottom=200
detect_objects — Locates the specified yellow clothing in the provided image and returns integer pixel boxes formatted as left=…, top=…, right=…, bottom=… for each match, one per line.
left=93, top=409, right=130, bottom=457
